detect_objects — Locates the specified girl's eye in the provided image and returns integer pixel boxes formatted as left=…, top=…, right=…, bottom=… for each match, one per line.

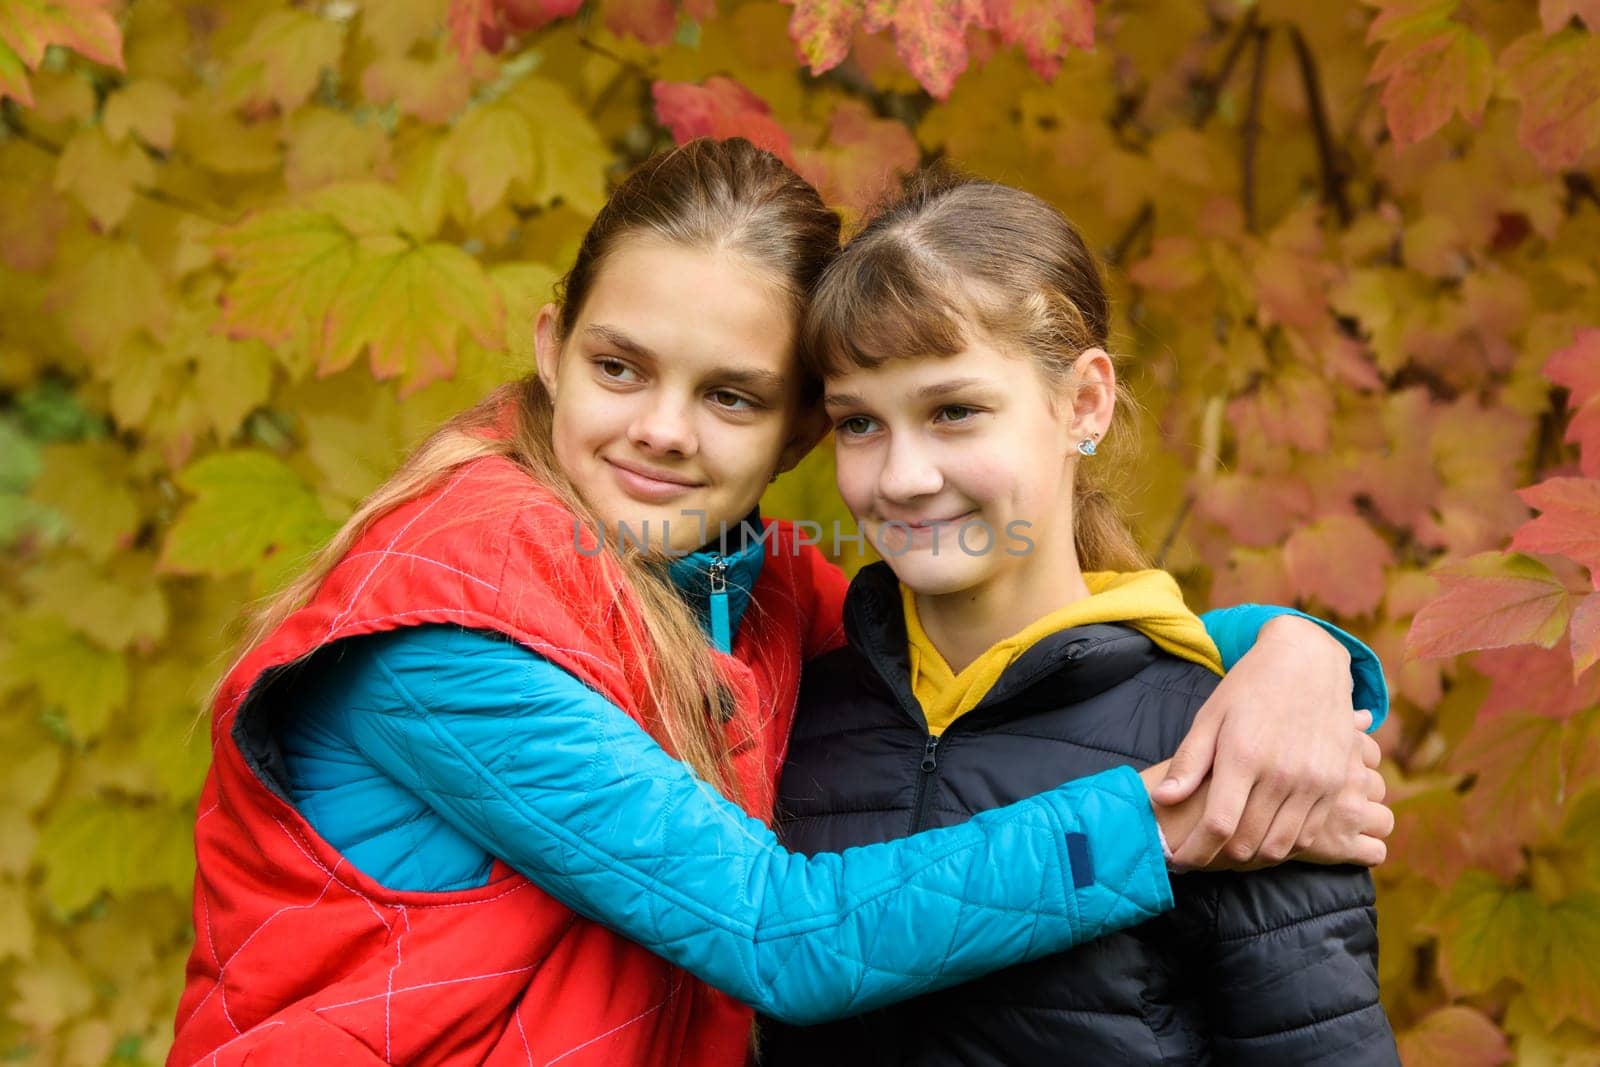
left=710, top=389, right=754, bottom=411
left=935, top=404, right=978, bottom=424
left=836, top=415, right=878, bottom=437
left=596, top=357, right=638, bottom=382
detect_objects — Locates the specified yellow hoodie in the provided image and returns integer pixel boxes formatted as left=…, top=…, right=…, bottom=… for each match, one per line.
left=903, top=570, right=1224, bottom=736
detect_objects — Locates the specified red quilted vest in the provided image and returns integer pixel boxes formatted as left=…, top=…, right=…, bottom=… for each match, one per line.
left=169, top=457, right=848, bottom=1066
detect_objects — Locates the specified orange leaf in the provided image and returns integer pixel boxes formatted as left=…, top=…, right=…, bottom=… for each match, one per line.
left=0, top=0, right=122, bottom=110
left=794, top=100, right=918, bottom=217
left=1283, top=514, right=1392, bottom=618
left=860, top=0, right=990, bottom=101
left=604, top=0, right=678, bottom=46
left=1573, top=593, right=1600, bottom=676
left=1540, top=0, right=1600, bottom=34
left=501, top=0, right=584, bottom=34
left=652, top=78, right=796, bottom=165
left=1407, top=553, right=1574, bottom=659
left=1545, top=328, right=1600, bottom=478
left=1451, top=712, right=1572, bottom=853
left=1367, top=20, right=1492, bottom=147
left=1395, top=1006, right=1510, bottom=1067
left=1475, top=644, right=1600, bottom=722
left=786, top=0, right=858, bottom=76
left=1499, top=29, right=1600, bottom=171
left=982, top=0, right=1093, bottom=83
left=448, top=0, right=500, bottom=63
left=1511, top=478, right=1600, bottom=581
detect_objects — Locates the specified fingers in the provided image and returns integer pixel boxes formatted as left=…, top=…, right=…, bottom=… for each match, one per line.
left=1169, top=771, right=1251, bottom=869
left=1255, top=791, right=1316, bottom=866
left=1366, top=767, right=1387, bottom=803
left=1354, top=709, right=1374, bottom=732
left=1358, top=730, right=1381, bottom=770
left=1218, top=767, right=1293, bottom=865
left=1347, top=834, right=1388, bottom=868
left=1152, top=711, right=1220, bottom=806
left=1363, top=796, right=1395, bottom=840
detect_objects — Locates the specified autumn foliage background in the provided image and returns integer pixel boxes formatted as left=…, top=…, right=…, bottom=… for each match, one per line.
left=1, top=0, right=1598, bottom=1061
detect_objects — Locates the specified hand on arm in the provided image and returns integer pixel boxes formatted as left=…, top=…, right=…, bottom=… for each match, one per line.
left=1155, top=613, right=1393, bottom=870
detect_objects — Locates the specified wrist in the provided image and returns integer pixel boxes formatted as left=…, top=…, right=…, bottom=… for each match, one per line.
left=1259, top=613, right=1351, bottom=666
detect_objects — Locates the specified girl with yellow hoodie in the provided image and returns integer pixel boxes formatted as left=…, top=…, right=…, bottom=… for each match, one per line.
left=763, top=172, right=1399, bottom=1065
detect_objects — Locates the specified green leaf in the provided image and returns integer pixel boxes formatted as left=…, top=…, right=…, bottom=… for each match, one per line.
left=30, top=441, right=140, bottom=562
left=37, top=800, right=193, bottom=917
left=225, top=8, right=346, bottom=112
left=216, top=204, right=359, bottom=357
left=160, top=449, right=339, bottom=592
left=23, top=554, right=168, bottom=652
left=318, top=234, right=502, bottom=392
left=446, top=100, right=536, bottom=218
left=2, top=613, right=129, bottom=741
left=501, top=76, right=610, bottom=214
left=0, top=712, right=61, bottom=814
left=1429, top=870, right=1543, bottom=997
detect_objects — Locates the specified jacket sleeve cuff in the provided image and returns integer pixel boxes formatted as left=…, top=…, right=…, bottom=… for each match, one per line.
left=1200, top=604, right=1389, bottom=733
left=1041, top=765, right=1175, bottom=939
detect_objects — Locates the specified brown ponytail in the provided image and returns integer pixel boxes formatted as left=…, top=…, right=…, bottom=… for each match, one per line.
left=221, top=138, right=841, bottom=803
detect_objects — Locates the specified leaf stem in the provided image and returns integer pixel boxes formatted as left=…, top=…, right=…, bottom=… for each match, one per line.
left=1287, top=24, right=1351, bottom=226
left=1240, top=25, right=1271, bottom=234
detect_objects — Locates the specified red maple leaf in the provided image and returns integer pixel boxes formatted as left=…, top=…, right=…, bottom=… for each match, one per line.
left=1511, top=477, right=1600, bottom=583
left=1406, top=552, right=1574, bottom=659
left=652, top=78, right=796, bottom=165
left=1283, top=514, right=1392, bottom=618
left=1475, top=643, right=1600, bottom=720
left=1498, top=28, right=1600, bottom=171
left=1546, top=327, right=1600, bottom=478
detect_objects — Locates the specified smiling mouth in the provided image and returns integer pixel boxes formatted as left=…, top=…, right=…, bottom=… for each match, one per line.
left=605, top=458, right=702, bottom=488
left=889, top=511, right=978, bottom=529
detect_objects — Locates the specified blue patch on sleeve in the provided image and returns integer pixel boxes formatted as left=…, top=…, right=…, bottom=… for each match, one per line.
left=1066, top=832, right=1094, bottom=889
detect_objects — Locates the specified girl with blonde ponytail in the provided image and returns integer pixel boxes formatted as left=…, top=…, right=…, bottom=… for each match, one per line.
left=173, top=142, right=1385, bottom=1067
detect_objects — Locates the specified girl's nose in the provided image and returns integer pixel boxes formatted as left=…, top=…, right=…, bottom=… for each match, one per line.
left=627, top=394, right=698, bottom=458
left=877, top=436, right=943, bottom=502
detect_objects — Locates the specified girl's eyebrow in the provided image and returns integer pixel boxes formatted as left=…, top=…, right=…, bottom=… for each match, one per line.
left=584, top=323, right=656, bottom=360
left=825, top=378, right=992, bottom=409
left=714, top=367, right=787, bottom=394
left=585, top=323, right=785, bottom=395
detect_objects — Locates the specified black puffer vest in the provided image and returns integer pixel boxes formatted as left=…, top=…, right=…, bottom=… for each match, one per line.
left=763, top=563, right=1397, bottom=1066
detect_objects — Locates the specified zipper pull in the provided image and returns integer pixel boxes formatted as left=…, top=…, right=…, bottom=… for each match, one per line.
left=708, top=557, right=731, bottom=654
left=920, top=735, right=939, bottom=773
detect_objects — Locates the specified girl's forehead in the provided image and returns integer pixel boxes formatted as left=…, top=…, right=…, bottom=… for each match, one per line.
left=579, top=241, right=801, bottom=378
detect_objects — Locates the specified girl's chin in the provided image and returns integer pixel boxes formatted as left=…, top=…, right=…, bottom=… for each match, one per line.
left=884, top=555, right=992, bottom=597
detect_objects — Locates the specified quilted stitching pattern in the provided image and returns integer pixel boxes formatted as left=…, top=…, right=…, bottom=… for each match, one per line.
left=348, top=638, right=1174, bottom=1026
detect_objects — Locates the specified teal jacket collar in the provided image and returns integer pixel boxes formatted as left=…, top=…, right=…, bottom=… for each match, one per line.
left=662, top=507, right=767, bottom=653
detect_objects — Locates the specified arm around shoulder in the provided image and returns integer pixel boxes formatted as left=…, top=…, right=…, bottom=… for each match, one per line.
left=341, top=625, right=1177, bottom=1025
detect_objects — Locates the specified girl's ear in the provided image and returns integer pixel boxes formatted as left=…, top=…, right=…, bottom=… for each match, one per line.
left=774, top=402, right=832, bottom=477
left=1069, top=347, right=1116, bottom=443
left=534, top=303, right=563, bottom=397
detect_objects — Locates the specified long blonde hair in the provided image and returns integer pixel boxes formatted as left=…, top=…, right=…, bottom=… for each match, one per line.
left=802, top=169, right=1146, bottom=572
left=226, top=139, right=841, bottom=801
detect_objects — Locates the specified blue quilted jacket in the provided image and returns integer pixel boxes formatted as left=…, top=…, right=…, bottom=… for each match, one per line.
left=265, top=535, right=1383, bottom=1026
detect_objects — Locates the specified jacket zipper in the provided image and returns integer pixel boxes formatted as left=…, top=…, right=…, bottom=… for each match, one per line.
left=909, top=734, right=940, bottom=833
left=707, top=557, right=732, bottom=654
